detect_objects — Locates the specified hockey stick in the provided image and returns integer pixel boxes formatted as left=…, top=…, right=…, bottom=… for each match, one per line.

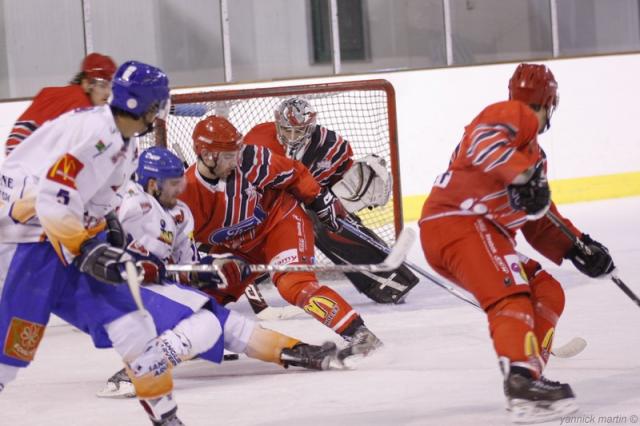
left=337, top=218, right=480, bottom=309
left=124, top=261, right=146, bottom=312
left=337, top=218, right=585, bottom=358
left=166, top=228, right=415, bottom=275
left=242, top=283, right=307, bottom=320
left=545, top=211, right=640, bottom=308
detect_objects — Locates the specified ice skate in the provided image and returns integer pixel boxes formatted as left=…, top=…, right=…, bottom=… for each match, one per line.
left=505, top=369, right=578, bottom=424
left=336, top=325, right=383, bottom=368
left=96, top=367, right=135, bottom=399
left=280, top=342, right=337, bottom=370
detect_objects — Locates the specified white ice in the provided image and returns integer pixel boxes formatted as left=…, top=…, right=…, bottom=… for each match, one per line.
left=1, top=197, right=639, bottom=426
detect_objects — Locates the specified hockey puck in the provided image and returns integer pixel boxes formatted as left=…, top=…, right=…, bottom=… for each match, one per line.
left=223, top=353, right=240, bottom=361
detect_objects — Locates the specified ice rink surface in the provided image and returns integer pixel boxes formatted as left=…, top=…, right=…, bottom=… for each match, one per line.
left=1, top=197, right=639, bottom=426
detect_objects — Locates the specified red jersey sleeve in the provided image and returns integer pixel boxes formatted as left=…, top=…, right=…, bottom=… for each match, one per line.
left=521, top=201, right=582, bottom=265
left=5, top=85, right=91, bottom=156
left=243, top=144, right=321, bottom=204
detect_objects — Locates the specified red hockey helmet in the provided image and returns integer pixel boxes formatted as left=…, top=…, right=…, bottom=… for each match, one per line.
left=508, top=63, right=558, bottom=112
left=192, top=115, right=243, bottom=156
left=82, top=53, right=117, bottom=81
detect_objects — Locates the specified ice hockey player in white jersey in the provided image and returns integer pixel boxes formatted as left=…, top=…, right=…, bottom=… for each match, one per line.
left=0, top=61, right=187, bottom=425
left=98, top=146, right=342, bottom=398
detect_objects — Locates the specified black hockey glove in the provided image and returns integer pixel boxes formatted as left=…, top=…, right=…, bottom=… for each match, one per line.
left=507, top=164, right=550, bottom=217
left=307, top=189, right=347, bottom=232
left=75, top=238, right=133, bottom=285
left=105, top=211, right=126, bottom=249
left=191, top=255, right=251, bottom=290
left=564, top=234, right=615, bottom=278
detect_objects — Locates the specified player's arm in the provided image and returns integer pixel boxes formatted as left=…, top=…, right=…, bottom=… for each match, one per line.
left=36, top=128, right=133, bottom=283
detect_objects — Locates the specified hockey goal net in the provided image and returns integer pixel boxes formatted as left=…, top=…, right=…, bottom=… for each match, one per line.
left=140, top=79, right=403, bottom=247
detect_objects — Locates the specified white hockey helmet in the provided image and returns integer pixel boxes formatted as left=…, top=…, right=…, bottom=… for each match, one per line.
left=274, top=97, right=317, bottom=154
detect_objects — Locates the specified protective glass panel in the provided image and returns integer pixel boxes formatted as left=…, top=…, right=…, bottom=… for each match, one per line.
left=0, top=0, right=85, bottom=98
left=90, top=0, right=225, bottom=87
left=449, top=0, right=552, bottom=65
left=557, top=0, right=640, bottom=56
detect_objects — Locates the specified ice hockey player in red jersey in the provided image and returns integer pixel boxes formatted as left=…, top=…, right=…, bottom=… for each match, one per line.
left=4, top=52, right=116, bottom=156
left=419, top=63, right=614, bottom=423
left=244, top=98, right=418, bottom=304
left=179, top=115, right=382, bottom=360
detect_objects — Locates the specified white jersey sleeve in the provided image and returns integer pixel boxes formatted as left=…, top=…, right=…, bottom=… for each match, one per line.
left=0, top=105, right=138, bottom=263
left=118, top=182, right=197, bottom=265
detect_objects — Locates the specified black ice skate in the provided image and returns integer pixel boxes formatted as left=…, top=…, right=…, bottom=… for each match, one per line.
left=280, top=342, right=337, bottom=370
left=96, top=367, right=135, bottom=398
left=336, top=324, right=383, bottom=367
left=504, top=368, right=578, bottom=424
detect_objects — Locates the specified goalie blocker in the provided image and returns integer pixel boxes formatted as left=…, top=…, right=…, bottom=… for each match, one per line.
left=317, top=155, right=418, bottom=304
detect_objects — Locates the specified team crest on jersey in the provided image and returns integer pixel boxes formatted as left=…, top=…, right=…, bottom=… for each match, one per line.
left=3, top=317, right=45, bottom=362
left=304, top=296, right=339, bottom=325
left=46, top=153, right=84, bottom=189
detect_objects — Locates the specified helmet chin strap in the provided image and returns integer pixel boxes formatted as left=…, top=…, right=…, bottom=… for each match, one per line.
left=197, top=155, right=221, bottom=179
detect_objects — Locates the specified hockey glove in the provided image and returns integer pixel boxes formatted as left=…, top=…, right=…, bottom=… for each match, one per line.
left=191, top=255, right=251, bottom=290
left=564, top=234, right=615, bottom=278
left=507, top=164, right=550, bottom=218
left=75, top=238, right=133, bottom=285
left=307, top=189, right=347, bottom=232
left=125, top=240, right=166, bottom=284
left=105, top=211, right=126, bottom=249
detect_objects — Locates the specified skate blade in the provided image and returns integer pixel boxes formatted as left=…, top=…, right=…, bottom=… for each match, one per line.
left=96, top=381, right=136, bottom=399
left=509, top=397, right=578, bottom=424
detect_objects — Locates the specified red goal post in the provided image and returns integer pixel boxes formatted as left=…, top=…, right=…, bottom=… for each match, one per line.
left=142, top=79, right=403, bottom=246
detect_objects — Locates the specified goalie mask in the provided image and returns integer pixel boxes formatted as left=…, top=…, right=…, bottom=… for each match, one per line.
left=274, top=98, right=317, bottom=156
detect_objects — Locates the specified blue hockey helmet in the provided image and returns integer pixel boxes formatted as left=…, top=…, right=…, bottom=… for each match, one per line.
left=136, top=147, right=184, bottom=188
left=111, top=61, right=170, bottom=118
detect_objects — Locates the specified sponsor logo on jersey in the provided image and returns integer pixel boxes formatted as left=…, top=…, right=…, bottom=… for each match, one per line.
left=0, top=174, right=14, bottom=189
left=271, top=249, right=299, bottom=266
left=93, top=140, right=112, bottom=158
left=158, top=219, right=174, bottom=245
left=304, top=296, right=339, bottom=324
left=140, top=201, right=152, bottom=214
left=3, top=317, right=45, bottom=362
left=504, top=254, right=528, bottom=285
left=46, top=153, right=84, bottom=189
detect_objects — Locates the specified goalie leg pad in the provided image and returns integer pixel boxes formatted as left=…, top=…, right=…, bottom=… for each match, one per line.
left=313, top=214, right=419, bottom=304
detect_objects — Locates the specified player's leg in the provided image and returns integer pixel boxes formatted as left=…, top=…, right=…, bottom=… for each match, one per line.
left=521, top=257, right=565, bottom=366
left=55, top=268, right=183, bottom=424
left=265, top=208, right=382, bottom=357
left=421, top=216, right=576, bottom=422
left=0, top=243, right=62, bottom=387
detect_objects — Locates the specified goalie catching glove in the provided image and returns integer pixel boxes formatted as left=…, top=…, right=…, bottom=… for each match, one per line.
left=190, top=255, right=252, bottom=290
left=331, top=154, right=392, bottom=213
left=307, top=188, right=347, bottom=232
left=564, top=234, right=614, bottom=278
